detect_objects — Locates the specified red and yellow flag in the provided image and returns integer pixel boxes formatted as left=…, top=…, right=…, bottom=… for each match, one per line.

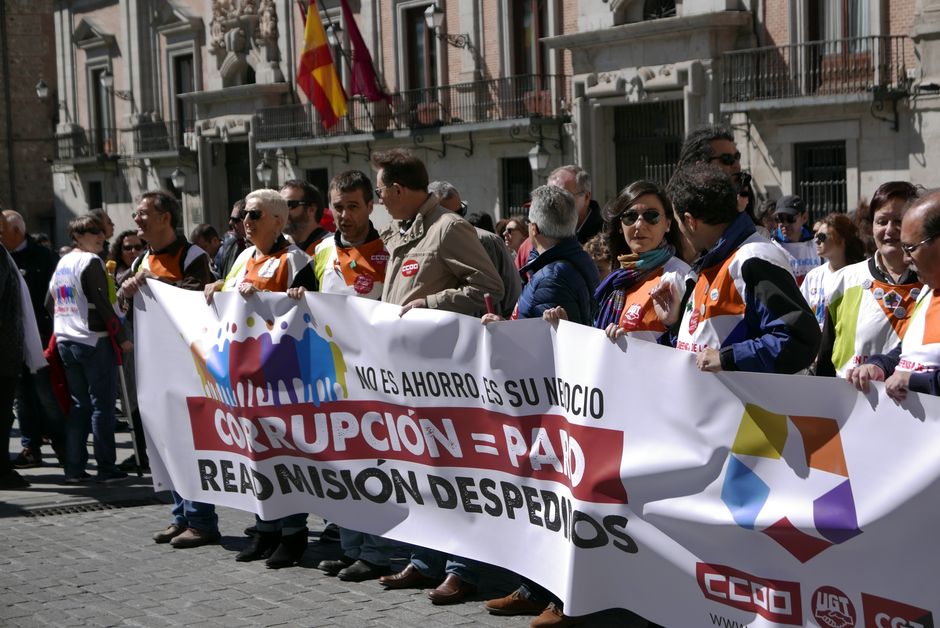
left=296, top=0, right=347, bottom=129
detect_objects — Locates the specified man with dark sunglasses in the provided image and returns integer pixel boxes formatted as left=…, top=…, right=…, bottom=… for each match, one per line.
left=280, top=179, right=331, bottom=257
left=770, top=195, right=820, bottom=285
left=677, top=124, right=753, bottom=216
left=217, top=199, right=248, bottom=279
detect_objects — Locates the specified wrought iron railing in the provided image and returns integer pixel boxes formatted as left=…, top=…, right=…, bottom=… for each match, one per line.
left=722, top=35, right=909, bottom=103
left=54, top=127, right=121, bottom=160
left=133, top=120, right=191, bottom=154
left=257, top=74, right=568, bottom=142
left=798, top=179, right=848, bottom=222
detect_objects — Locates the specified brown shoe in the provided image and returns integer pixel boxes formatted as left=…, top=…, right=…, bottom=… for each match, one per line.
left=427, top=574, right=477, bottom=605
left=530, top=603, right=584, bottom=627
left=169, top=527, right=220, bottom=549
left=485, top=588, right=547, bottom=616
left=378, top=563, right=440, bottom=589
left=152, top=524, right=185, bottom=544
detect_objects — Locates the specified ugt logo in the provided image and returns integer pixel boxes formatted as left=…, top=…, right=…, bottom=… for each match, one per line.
left=720, top=404, right=862, bottom=563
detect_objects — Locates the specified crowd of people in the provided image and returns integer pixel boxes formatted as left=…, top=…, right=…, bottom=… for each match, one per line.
left=2, top=123, right=940, bottom=627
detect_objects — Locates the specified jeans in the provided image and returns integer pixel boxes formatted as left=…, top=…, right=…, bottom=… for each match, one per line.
left=58, top=338, right=118, bottom=478
left=339, top=528, right=408, bottom=566
left=410, top=547, right=506, bottom=587
left=171, top=492, right=218, bottom=533
left=519, top=578, right=561, bottom=606
left=15, top=366, right=65, bottom=452
left=254, top=513, right=308, bottom=534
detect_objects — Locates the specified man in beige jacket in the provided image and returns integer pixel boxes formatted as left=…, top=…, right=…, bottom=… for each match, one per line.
left=373, top=149, right=503, bottom=316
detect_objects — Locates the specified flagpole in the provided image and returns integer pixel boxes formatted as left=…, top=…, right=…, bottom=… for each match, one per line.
left=314, top=4, right=377, bottom=132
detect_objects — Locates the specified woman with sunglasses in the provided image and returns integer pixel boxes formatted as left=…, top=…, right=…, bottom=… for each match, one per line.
left=107, top=230, right=145, bottom=286
left=800, top=214, right=865, bottom=329
left=204, top=189, right=318, bottom=568
left=596, top=180, right=691, bottom=342
left=48, top=214, right=130, bottom=483
left=816, top=181, right=924, bottom=377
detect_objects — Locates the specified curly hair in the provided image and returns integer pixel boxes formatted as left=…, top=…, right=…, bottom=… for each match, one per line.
left=604, top=180, right=682, bottom=261
left=108, top=229, right=143, bottom=272
left=819, top=213, right=866, bottom=265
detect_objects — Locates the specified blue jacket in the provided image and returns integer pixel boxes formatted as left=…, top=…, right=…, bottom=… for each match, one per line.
left=518, top=237, right=599, bottom=325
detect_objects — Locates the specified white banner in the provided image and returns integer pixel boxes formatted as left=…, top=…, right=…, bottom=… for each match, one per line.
left=135, top=281, right=940, bottom=627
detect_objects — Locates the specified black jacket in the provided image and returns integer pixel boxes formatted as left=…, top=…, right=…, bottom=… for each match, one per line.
left=10, top=235, right=58, bottom=343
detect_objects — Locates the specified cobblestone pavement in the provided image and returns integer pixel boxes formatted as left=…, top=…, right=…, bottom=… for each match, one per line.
left=0, top=429, right=651, bottom=627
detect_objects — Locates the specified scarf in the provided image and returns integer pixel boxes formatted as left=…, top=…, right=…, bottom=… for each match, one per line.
left=594, top=243, right=673, bottom=328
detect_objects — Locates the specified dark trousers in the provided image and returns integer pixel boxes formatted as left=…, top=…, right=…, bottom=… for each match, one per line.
left=0, top=375, right=18, bottom=475
left=15, top=366, right=65, bottom=452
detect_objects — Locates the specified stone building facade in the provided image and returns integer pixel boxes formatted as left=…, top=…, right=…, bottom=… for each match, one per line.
left=46, top=0, right=940, bottom=242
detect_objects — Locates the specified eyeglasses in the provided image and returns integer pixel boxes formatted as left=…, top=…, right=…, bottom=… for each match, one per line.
left=814, top=232, right=828, bottom=244
left=503, top=226, right=522, bottom=235
left=901, top=234, right=938, bottom=255
left=243, top=209, right=265, bottom=221
left=774, top=214, right=798, bottom=224
left=123, top=243, right=143, bottom=252
left=285, top=200, right=306, bottom=209
left=709, top=151, right=741, bottom=167
left=620, top=209, right=663, bottom=226
left=132, top=210, right=155, bottom=220
left=229, top=211, right=246, bottom=223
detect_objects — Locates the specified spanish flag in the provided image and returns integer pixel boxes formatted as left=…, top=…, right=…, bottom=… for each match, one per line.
left=297, top=0, right=347, bottom=129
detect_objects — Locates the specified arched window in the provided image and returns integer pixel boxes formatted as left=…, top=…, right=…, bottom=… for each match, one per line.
left=643, top=0, right=676, bottom=20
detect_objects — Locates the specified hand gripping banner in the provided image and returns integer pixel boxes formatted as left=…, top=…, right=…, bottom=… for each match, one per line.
left=135, top=281, right=940, bottom=627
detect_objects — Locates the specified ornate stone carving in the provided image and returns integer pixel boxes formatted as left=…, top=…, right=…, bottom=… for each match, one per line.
left=208, top=0, right=282, bottom=86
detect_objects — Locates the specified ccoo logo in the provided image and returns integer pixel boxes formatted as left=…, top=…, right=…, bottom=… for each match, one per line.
left=401, top=259, right=420, bottom=277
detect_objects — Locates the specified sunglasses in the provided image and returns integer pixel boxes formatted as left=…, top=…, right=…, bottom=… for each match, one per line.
left=814, top=232, right=827, bottom=244
left=243, top=209, right=265, bottom=221
left=620, top=209, right=663, bottom=226
left=285, top=200, right=306, bottom=209
left=710, top=151, right=741, bottom=167
left=79, top=227, right=103, bottom=236
left=123, top=243, right=143, bottom=251
left=229, top=211, right=246, bottom=223
left=774, top=214, right=798, bottom=224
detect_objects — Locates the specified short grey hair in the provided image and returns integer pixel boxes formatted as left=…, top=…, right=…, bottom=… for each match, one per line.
left=528, top=185, right=577, bottom=239
left=428, top=180, right=458, bottom=201
left=245, top=188, right=288, bottom=221
left=548, top=165, right=592, bottom=195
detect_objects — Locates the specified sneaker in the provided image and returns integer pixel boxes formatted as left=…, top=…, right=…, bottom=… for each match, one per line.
left=153, top=524, right=185, bottom=544
left=96, top=470, right=129, bottom=484
left=0, top=470, right=31, bottom=489
left=170, top=527, right=221, bottom=549
left=64, top=472, right=93, bottom=484
left=485, top=589, right=547, bottom=616
left=12, top=448, right=41, bottom=469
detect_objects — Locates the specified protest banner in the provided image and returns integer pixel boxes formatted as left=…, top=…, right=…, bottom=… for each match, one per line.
left=135, top=281, right=940, bottom=627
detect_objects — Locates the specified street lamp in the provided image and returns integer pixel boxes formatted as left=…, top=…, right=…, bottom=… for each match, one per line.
left=256, top=156, right=273, bottom=187
left=35, top=79, right=49, bottom=100
left=423, top=5, right=472, bottom=49
left=100, top=69, right=133, bottom=101
left=170, top=167, right=186, bottom=191
left=325, top=23, right=342, bottom=48
left=528, top=142, right=549, bottom=172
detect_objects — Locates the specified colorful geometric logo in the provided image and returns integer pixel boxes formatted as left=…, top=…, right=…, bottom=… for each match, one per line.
left=189, top=312, right=348, bottom=409
left=720, top=404, right=862, bottom=563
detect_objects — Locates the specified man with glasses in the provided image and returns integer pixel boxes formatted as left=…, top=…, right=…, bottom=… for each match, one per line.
left=653, top=164, right=819, bottom=374
left=119, top=190, right=219, bottom=549
left=280, top=179, right=331, bottom=257
left=770, top=195, right=820, bottom=285
left=372, top=148, right=502, bottom=317
left=677, top=124, right=753, bottom=215
left=849, top=191, right=940, bottom=400
left=547, top=165, right=603, bottom=244
left=217, top=199, right=248, bottom=279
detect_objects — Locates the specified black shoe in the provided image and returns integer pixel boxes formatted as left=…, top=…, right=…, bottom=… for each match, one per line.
left=0, top=470, right=30, bottom=489
left=236, top=530, right=281, bottom=562
left=243, top=525, right=258, bottom=537
left=337, top=559, right=390, bottom=582
left=119, top=455, right=149, bottom=473
left=96, top=470, right=129, bottom=484
left=265, top=528, right=308, bottom=569
left=12, top=448, right=41, bottom=469
left=317, top=556, right=354, bottom=576
left=63, top=472, right=92, bottom=484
